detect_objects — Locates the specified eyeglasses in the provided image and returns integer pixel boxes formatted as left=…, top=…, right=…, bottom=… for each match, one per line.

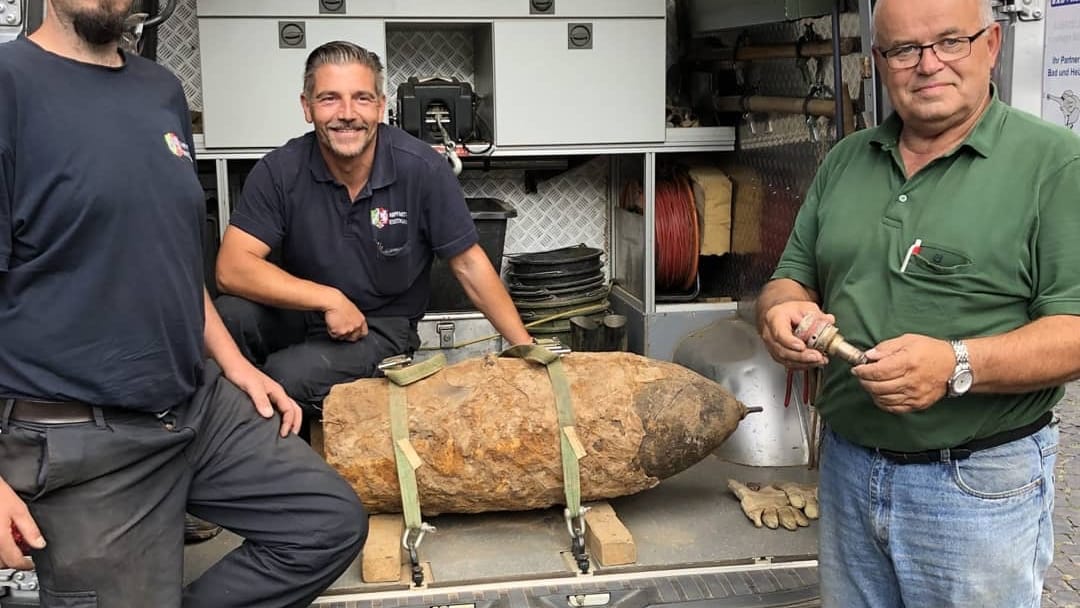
left=877, top=26, right=990, bottom=70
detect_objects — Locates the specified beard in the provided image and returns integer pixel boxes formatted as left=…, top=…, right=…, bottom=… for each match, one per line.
left=59, top=0, right=131, bottom=46
left=315, top=120, right=376, bottom=159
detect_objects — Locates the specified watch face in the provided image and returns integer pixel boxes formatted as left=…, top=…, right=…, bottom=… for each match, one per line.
left=951, top=370, right=974, bottom=395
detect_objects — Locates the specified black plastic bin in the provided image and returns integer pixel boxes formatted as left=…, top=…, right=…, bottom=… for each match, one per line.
left=427, top=198, right=517, bottom=312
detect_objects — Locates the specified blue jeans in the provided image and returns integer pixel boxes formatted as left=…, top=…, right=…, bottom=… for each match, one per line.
left=818, top=419, right=1058, bottom=608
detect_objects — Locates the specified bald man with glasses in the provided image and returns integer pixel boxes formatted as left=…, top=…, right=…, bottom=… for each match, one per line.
left=756, top=0, right=1080, bottom=605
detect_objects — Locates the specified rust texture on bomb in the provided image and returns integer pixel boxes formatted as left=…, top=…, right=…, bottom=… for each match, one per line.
left=323, top=352, right=749, bottom=515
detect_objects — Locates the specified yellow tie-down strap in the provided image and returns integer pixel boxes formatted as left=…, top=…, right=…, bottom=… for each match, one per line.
left=385, top=354, right=446, bottom=530
left=500, top=344, right=586, bottom=518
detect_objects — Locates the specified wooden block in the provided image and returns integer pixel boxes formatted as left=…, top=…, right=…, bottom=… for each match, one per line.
left=687, top=166, right=733, bottom=256
left=584, top=502, right=636, bottom=566
left=719, top=164, right=764, bottom=255
left=309, top=420, right=325, bottom=458
left=361, top=514, right=404, bottom=583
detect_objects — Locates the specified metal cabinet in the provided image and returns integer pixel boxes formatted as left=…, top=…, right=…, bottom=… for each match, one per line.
left=492, top=18, right=666, bottom=146
left=199, top=18, right=386, bottom=149
left=196, top=0, right=668, bottom=150
left=197, top=0, right=665, bottom=19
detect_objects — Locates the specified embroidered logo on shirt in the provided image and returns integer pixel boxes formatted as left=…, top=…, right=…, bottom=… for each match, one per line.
left=371, top=207, right=390, bottom=229
left=164, top=132, right=193, bottom=161
left=371, top=208, right=408, bottom=230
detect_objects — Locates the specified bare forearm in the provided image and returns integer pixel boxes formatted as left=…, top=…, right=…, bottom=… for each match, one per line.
left=462, top=277, right=532, bottom=346
left=967, top=315, right=1080, bottom=394
left=451, top=248, right=532, bottom=346
left=756, top=279, right=819, bottom=332
left=218, top=254, right=341, bottom=312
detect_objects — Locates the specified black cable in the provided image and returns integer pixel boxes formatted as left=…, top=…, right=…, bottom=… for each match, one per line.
left=139, top=0, right=160, bottom=61
left=461, top=93, right=494, bottom=155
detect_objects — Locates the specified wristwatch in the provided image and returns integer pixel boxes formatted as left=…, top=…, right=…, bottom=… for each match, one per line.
left=946, top=339, right=974, bottom=397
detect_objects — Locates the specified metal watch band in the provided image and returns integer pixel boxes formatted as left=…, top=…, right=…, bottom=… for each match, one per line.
left=950, top=339, right=970, bottom=366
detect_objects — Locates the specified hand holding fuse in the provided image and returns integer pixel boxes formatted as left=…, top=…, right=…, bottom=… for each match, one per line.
left=793, top=313, right=869, bottom=366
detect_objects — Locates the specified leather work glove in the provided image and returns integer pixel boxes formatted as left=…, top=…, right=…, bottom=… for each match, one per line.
left=727, top=479, right=810, bottom=531
left=777, top=482, right=819, bottom=520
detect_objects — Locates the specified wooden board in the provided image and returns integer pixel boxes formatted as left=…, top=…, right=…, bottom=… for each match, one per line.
left=362, top=514, right=404, bottom=583
left=310, top=420, right=325, bottom=458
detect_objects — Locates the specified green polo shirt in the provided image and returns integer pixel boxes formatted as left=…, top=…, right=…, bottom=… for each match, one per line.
left=772, top=91, right=1080, bottom=451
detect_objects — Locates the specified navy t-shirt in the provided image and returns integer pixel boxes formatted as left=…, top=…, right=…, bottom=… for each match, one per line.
left=231, top=125, right=477, bottom=322
left=0, top=38, right=206, bottom=410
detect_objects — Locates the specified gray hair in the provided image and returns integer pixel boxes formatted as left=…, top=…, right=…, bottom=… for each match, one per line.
left=872, top=0, right=996, bottom=42
left=302, top=41, right=385, bottom=98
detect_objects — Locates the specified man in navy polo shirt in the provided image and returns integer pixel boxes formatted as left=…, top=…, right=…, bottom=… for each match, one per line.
left=215, top=41, right=531, bottom=422
left=0, top=2, right=367, bottom=605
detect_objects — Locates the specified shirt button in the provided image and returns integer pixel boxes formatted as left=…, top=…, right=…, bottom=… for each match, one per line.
left=898, top=194, right=909, bottom=203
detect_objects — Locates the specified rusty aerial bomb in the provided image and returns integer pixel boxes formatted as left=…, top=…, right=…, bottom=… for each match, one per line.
left=323, top=351, right=751, bottom=514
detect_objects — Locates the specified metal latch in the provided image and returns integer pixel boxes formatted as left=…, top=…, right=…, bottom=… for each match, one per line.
left=535, top=337, right=572, bottom=356
left=402, top=523, right=436, bottom=587
left=564, top=506, right=591, bottom=574
left=319, top=0, right=346, bottom=14
left=0, top=568, right=39, bottom=594
left=377, top=354, right=413, bottom=371
left=998, top=0, right=1043, bottom=21
left=568, top=593, right=611, bottom=607
left=436, top=322, right=456, bottom=349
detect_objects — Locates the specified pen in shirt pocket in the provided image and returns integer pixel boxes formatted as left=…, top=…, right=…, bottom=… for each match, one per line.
left=900, top=238, right=922, bottom=273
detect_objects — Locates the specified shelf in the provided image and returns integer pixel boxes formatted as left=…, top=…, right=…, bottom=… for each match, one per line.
left=193, top=127, right=736, bottom=161
left=656, top=301, right=740, bottom=314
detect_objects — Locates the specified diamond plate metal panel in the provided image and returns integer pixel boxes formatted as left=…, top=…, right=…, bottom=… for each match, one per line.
left=159, top=11, right=606, bottom=262
left=158, top=0, right=203, bottom=111
left=737, top=13, right=866, bottom=150
left=708, top=12, right=869, bottom=297
left=386, top=28, right=476, bottom=119
left=458, top=157, right=609, bottom=264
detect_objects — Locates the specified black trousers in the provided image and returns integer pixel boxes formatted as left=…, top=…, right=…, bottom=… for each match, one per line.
left=214, top=295, right=419, bottom=418
left=0, top=363, right=367, bottom=608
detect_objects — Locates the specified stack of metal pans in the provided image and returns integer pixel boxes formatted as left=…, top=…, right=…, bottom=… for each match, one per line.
left=505, top=245, right=609, bottom=343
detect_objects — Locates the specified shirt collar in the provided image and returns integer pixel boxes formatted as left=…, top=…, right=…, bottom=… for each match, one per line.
left=307, top=124, right=399, bottom=190
left=869, top=83, right=1006, bottom=159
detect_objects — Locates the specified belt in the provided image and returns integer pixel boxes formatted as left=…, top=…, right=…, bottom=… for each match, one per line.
left=10, top=399, right=96, bottom=424
left=877, top=411, right=1054, bottom=465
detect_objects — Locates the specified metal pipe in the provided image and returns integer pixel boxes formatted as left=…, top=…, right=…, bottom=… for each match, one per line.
left=715, top=91, right=855, bottom=135
left=832, top=0, right=845, bottom=139
left=713, top=95, right=840, bottom=117
left=643, top=153, right=656, bottom=315
left=688, top=38, right=861, bottom=61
